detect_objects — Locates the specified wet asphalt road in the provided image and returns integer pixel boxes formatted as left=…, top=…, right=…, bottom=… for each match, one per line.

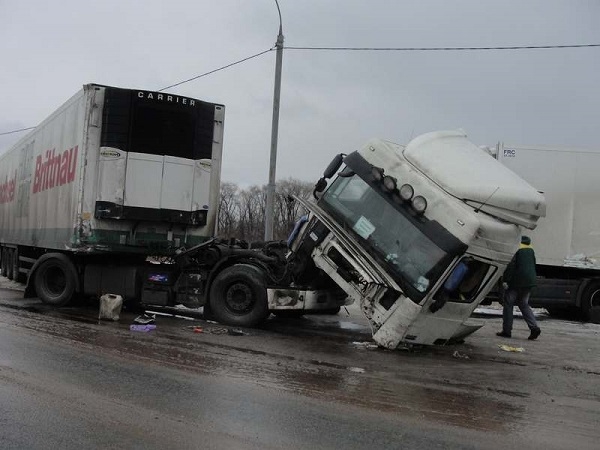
left=1, top=281, right=599, bottom=449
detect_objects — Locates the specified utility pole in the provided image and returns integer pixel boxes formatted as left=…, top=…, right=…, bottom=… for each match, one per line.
left=264, top=1, right=284, bottom=241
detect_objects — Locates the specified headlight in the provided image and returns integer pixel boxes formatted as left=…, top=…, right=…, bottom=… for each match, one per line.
left=399, top=183, right=414, bottom=201
left=383, top=176, right=397, bottom=192
left=371, top=166, right=384, bottom=182
left=412, top=195, right=427, bottom=213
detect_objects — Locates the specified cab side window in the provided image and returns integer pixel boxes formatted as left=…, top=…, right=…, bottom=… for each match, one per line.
left=437, top=259, right=493, bottom=304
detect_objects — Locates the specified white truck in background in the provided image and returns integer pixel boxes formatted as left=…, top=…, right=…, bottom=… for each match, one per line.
left=485, top=143, right=600, bottom=323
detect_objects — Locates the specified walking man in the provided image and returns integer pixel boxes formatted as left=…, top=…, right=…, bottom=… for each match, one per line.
left=497, top=235, right=541, bottom=340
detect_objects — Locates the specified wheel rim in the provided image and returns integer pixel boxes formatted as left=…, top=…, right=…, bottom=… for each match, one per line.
left=42, top=265, right=67, bottom=297
left=224, top=282, right=255, bottom=315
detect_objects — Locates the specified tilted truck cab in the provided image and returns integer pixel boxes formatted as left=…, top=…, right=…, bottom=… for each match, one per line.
left=291, top=130, right=546, bottom=347
left=157, top=130, right=546, bottom=349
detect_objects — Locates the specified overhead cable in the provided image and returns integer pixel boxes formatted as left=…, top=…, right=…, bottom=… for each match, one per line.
left=2, top=43, right=598, bottom=136
left=284, top=43, right=600, bottom=51
left=0, top=126, right=36, bottom=136
left=159, top=47, right=275, bottom=91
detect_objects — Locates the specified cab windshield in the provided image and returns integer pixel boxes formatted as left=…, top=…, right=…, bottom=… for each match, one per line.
left=320, top=174, right=453, bottom=301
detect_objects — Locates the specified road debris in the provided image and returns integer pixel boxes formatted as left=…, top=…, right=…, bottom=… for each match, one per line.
left=348, top=367, right=366, bottom=373
left=452, top=350, right=470, bottom=359
left=498, top=344, right=525, bottom=353
left=227, top=328, right=247, bottom=336
left=130, top=324, right=156, bottom=332
left=133, top=313, right=156, bottom=325
left=185, top=326, right=247, bottom=336
left=146, top=310, right=196, bottom=320
left=351, top=341, right=378, bottom=350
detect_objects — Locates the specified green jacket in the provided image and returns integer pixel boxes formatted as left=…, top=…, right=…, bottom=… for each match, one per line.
left=504, top=244, right=537, bottom=289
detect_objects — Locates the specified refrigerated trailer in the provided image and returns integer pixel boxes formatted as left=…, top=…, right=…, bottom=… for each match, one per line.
left=490, top=143, right=600, bottom=323
left=0, top=83, right=224, bottom=305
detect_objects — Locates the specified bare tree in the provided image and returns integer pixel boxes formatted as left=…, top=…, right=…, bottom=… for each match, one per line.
left=217, top=178, right=313, bottom=242
left=273, top=178, right=313, bottom=241
left=237, top=185, right=266, bottom=242
left=217, top=182, right=239, bottom=238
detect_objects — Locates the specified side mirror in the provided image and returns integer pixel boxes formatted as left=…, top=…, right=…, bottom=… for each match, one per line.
left=323, top=154, right=344, bottom=179
left=314, top=177, right=327, bottom=193
left=313, top=177, right=328, bottom=199
left=338, top=166, right=355, bottom=178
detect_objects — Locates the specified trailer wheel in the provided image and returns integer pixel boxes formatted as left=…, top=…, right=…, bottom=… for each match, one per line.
left=34, top=258, right=76, bottom=306
left=209, top=264, right=269, bottom=327
left=581, top=280, right=600, bottom=324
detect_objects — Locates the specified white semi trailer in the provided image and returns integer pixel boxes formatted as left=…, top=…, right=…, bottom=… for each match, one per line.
left=0, top=83, right=225, bottom=305
left=487, top=143, right=600, bottom=323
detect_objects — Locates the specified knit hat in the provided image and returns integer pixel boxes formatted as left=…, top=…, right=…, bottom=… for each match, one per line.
left=521, top=236, right=531, bottom=245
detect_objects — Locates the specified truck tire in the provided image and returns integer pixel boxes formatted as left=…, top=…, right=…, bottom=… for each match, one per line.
left=34, top=258, right=77, bottom=306
left=581, top=280, right=600, bottom=324
left=209, top=264, right=269, bottom=327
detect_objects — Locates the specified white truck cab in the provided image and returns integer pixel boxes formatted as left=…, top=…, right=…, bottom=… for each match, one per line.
left=295, top=130, right=546, bottom=348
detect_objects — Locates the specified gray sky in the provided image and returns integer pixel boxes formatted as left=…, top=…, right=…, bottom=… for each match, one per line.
left=1, top=0, right=598, bottom=186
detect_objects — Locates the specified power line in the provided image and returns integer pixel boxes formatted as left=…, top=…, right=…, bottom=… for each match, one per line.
left=0, top=126, right=35, bottom=136
left=0, top=48, right=276, bottom=136
left=2, top=42, right=598, bottom=137
left=159, top=47, right=274, bottom=91
left=285, top=43, right=600, bottom=51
